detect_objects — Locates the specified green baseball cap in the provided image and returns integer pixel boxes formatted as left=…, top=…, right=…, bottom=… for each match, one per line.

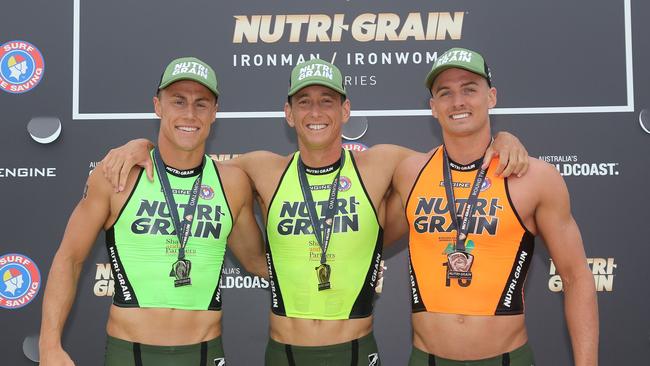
left=158, top=57, right=219, bottom=96
left=425, top=47, right=492, bottom=91
left=288, top=59, right=346, bottom=97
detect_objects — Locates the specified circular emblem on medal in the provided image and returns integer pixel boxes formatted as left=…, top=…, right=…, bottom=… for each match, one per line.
left=0, top=40, right=45, bottom=94
left=480, top=177, right=491, bottom=192
left=200, top=184, right=214, bottom=200
left=338, top=176, right=352, bottom=191
left=0, top=253, right=41, bottom=309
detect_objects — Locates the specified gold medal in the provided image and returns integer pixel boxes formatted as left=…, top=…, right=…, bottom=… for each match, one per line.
left=315, top=263, right=331, bottom=291
left=171, top=259, right=192, bottom=287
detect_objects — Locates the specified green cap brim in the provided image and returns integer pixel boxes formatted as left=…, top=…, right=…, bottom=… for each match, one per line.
left=159, top=57, right=219, bottom=97
left=288, top=80, right=346, bottom=96
left=288, top=59, right=346, bottom=97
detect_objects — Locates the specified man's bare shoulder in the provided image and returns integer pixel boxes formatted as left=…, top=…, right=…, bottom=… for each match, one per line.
left=507, top=157, right=566, bottom=205
left=215, top=161, right=247, bottom=178
left=514, top=157, right=562, bottom=183
left=392, top=148, right=436, bottom=193
left=218, top=150, right=290, bottom=168
left=398, top=147, right=435, bottom=172
left=213, top=150, right=292, bottom=179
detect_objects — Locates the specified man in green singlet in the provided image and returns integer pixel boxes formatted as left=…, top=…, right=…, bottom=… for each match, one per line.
left=39, top=57, right=267, bottom=366
left=99, top=59, right=529, bottom=365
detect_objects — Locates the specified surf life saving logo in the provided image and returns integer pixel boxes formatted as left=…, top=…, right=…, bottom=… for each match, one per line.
left=0, top=40, right=45, bottom=94
left=200, top=184, right=215, bottom=200
left=0, top=253, right=41, bottom=309
left=338, top=176, right=352, bottom=191
left=480, top=177, right=491, bottom=192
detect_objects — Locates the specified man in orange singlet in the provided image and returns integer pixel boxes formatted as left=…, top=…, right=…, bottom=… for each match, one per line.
left=388, top=47, right=598, bottom=366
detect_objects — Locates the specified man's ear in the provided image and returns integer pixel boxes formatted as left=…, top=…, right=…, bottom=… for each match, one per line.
left=429, top=97, right=439, bottom=119
left=153, top=95, right=162, bottom=118
left=284, top=102, right=295, bottom=128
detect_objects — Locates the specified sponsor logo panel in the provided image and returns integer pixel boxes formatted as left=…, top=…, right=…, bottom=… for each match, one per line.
left=94, top=262, right=269, bottom=296
left=0, top=253, right=41, bottom=309
left=230, top=11, right=466, bottom=91
left=548, top=257, right=616, bottom=292
left=0, top=40, right=45, bottom=94
left=0, top=167, right=56, bottom=178
left=220, top=265, right=269, bottom=289
left=538, top=155, right=620, bottom=177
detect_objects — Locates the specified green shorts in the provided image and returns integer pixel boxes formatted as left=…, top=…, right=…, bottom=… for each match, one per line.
left=408, top=343, right=534, bottom=366
left=104, top=335, right=226, bottom=366
left=265, top=332, right=380, bottom=366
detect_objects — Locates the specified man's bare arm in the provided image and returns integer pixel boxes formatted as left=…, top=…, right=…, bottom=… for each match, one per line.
left=535, top=163, right=598, bottom=366
left=383, top=188, right=409, bottom=246
left=221, top=165, right=268, bottom=278
left=39, top=171, right=112, bottom=365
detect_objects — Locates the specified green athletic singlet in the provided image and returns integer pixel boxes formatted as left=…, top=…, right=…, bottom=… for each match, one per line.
left=265, top=150, right=383, bottom=320
left=106, top=154, right=232, bottom=310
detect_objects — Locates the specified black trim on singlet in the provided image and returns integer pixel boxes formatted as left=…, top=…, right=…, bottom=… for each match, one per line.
left=265, top=154, right=295, bottom=226
left=349, top=151, right=381, bottom=227
left=266, top=237, right=287, bottom=316
left=206, top=160, right=229, bottom=311
left=408, top=249, right=427, bottom=313
left=404, top=148, right=439, bottom=219
left=105, top=233, right=139, bottom=307
left=211, top=159, right=234, bottom=231
left=106, top=168, right=145, bottom=232
left=504, top=177, right=534, bottom=236
left=208, top=275, right=223, bottom=311
left=349, top=228, right=383, bottom=319
left=495, top=231, right=535, bottom=315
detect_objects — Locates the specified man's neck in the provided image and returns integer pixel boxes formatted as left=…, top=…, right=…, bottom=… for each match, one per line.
left=298, top=141, right=343, bottom=168
left=442, top=128, right=492, bottom=165
left=156, top=141, right=205, bottom=170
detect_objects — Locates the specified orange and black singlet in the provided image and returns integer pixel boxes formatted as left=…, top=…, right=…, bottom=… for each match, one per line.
left=405, top=147, right=534, bottom=315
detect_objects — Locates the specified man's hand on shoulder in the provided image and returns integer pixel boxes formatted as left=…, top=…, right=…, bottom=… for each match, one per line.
left=484, top=131, right=529, bottom=177
left=101, top=138, right=154, bottom=192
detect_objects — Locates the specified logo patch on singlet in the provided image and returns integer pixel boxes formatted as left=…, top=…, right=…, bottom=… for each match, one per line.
left=480, top=177, right=491, bottom=192
left=0, top=40, right=45, bottom=94
left=214, top=357, right=226, bottom=366
left=200, top=184, right=215, bottom=200
left=338, top=176, right=352, bottom=191
left=0, top=253, right=41, bottom=309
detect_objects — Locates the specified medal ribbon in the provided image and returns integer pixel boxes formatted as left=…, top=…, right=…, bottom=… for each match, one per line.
left=297, top=150, right=346, bottom=265
left=442, top=147, right=487, bottom=252
left=153, top=148, right=205, bottom=261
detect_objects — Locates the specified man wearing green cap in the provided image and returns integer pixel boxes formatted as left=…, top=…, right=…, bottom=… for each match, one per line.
left=388, top=47, right=599, bottom=365
left=98, top=56, right=530, bottom=364
left=39, top=56, right=267, bottom=365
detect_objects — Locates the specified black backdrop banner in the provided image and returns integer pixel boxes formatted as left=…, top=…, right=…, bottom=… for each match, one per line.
left=1, top=1, right=648, bottom=365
